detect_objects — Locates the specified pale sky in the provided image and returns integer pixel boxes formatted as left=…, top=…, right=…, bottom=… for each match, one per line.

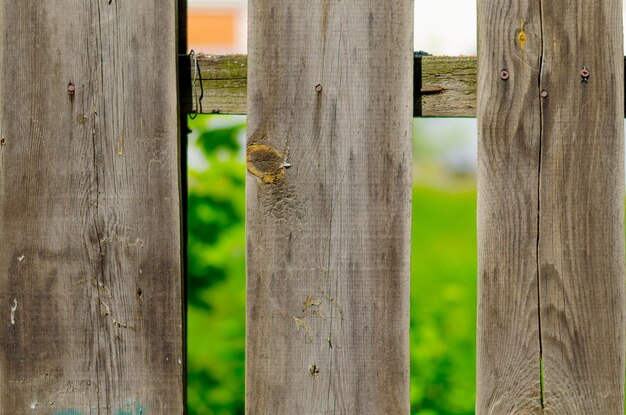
left=415, top=2, right=476, bottom=55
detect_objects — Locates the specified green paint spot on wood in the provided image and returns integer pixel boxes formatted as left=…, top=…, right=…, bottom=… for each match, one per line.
left=55, top=403, right=144, bottom=415
left=115, top=399, right=145, bottom=415
left=539, top=356, right=546, bottom=408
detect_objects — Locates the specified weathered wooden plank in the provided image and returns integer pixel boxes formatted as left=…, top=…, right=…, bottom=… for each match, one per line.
left=538, top=1, right=625, bottom=413
left=421, top=56, right=476, bottom=117
left=246, top=1, right=412, bottom=413
left=476, top=2, right=543, bottom=413
left=190, top=54, right=248, bottom=116
left=192, top=54, right=476, bottom=117
left=188, top=53, right=626, bottom=118
left=0, top=2, right=183, bottom=413
left=477, top=0, right=625, bottom=413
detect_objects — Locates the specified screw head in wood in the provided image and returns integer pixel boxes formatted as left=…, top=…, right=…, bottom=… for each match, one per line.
left=315, top=84, right=323, bottom=93
left=580, top=68, right=590, bottom=83
left=67, top=82, right=75, bottom=94
left=500, top=70, right=509, bottom=81
left=541, top=90, right=548, bottom=98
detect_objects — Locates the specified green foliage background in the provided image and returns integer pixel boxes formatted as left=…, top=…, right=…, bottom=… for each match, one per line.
left=187, top=115, right=477, bottom=415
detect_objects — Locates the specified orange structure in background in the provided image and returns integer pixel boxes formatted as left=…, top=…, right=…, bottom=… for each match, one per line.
left=189, top=12, right=235, bottom=48
left=188, top=2, right=246, bottom=53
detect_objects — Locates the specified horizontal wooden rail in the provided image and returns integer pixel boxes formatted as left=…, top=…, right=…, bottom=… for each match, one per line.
left=184, top=54, right=626, bottom=118
left=183, top=54, right=477, bottom=117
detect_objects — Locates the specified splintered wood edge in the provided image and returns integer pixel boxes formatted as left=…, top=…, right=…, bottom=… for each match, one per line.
left=188, top=54, right=478, bottom=117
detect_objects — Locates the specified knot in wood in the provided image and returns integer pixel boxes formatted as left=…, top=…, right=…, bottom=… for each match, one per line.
left=246, top=143, right=290, bottom=183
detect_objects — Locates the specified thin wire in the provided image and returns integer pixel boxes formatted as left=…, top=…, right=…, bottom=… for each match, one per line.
left=189, top=50, right=204, bottom=119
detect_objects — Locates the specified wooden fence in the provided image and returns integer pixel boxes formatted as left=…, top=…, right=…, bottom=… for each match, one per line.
left=0, top=1, right=624, bottom=414
left=477, top=0, right=625, bottom=412
left=0, top=1, right=185, bottom=413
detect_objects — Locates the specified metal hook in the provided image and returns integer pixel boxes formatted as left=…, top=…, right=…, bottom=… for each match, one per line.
left=189, top=50, right=204, bottom=119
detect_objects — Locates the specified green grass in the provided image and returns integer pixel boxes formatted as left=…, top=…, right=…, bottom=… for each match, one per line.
left=410, top=185, right=477, bottom=415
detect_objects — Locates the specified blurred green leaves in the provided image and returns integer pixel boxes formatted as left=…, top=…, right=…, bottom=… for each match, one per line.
left=187, top=115, right=246, bottom=415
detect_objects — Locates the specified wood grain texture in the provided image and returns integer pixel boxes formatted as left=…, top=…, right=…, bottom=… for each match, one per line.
left=0, top=2, right=183, bottom=413
left=191, top=55, right=626, bottom=120
left=476, top=1, right=543, bottom=413
left=246, top=1, right=412, bottom=413
left=191, top=54, right=476, bottom=117
left=421, top=56, right=476, bottom=117
left=190, top=54, right=248, bottom=115
left=477, top=0, right=625, bottom=413
left=538, top=1, right=625, bottom=413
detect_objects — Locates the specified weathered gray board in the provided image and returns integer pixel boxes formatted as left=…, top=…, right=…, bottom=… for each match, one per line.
left=246, top=1, right=413, bottom=413
left=0, top=2, right=183, bottom=413
left=477, top=0, right=625, bottom=413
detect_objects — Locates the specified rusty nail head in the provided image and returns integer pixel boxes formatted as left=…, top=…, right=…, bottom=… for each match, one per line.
left=0, top=138, right=5, bottom=146
left=67, top=83, right=75, bottom=94
left=500, top=70, right=509, bottom=81
left=541, top=90, right=548, bottom=98
left=315, top=84, right=323, bottom=93
left=581, top=68, right=590, bottom=78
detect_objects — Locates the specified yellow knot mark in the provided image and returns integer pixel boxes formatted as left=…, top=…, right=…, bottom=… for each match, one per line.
left=518, top=19, right=527, bottom=49
left=246, top=143, right=290, bottom=183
